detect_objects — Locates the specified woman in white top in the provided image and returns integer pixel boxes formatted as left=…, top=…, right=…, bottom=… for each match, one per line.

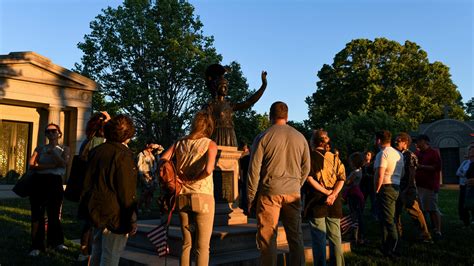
left=160, top=111, right=217, bottom=266
left=28, top=123, right=70, bottom=256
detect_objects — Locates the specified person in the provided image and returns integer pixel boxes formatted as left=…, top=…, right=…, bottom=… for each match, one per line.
left=456, top=145, right=474, bottom=227
left=204, top=63, right=267, bottom=147
left=239, top=143, right=251, bottom=215
left=160, top=111, right=218, bottom=266
left=415, top=134, right=443, bottom=240
left=343, top=152, right=365, bottom=245
left=83, top=114, right=138, bottom=266
left=137, top=140, right=163, bottom=213
left=374, top=130, right=404, bottom=258
left=360, top=151, right=376, bottom=217
left=76, top=111, right=110, bottom=262
left=247, top=101, right=310, bottom=266
left=304, top=129, right=345, bottom=266
left=27, top=123, right=71, bottom=257
left=394, top=132, right=432, bottom=243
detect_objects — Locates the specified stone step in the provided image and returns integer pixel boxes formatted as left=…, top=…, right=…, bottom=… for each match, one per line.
left=125, top=219, right=350, bottom=265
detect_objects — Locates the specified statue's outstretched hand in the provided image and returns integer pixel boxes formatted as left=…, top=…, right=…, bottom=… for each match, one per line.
left=261, top=71, right=267, bottom=83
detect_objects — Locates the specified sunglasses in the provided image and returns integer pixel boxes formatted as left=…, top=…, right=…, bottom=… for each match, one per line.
left=45, top=129, right=59, bottom=134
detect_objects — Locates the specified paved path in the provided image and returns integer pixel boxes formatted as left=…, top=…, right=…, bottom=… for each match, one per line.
left=0, top=185, right=19, bottom=199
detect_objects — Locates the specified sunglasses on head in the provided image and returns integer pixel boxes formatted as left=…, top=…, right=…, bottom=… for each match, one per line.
left=45, top=129, right=58, bottom=134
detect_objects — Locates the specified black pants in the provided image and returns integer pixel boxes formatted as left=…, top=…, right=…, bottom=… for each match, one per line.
left=459, top=185, right=474, bottom=226
left=29, top=173, right=65, bottom=250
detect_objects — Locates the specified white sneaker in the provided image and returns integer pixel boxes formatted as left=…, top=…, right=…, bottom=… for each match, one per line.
left=28, top=249, right=40, bottom=257
left=55, top=244, right=68, bottom=251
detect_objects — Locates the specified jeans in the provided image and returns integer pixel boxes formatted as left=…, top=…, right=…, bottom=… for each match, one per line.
left=256, top=193, right=305, bottom=266
left=178, top=193, right=215, bottom=266
left=90, top=227, right=128, bottom=266
left=376, top=184, right=399, bottom=254
left=309, top=217, right=344, bottom=266
left=29, top=173, right=65, bottom=250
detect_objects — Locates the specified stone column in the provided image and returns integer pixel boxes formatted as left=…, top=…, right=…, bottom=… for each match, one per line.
left=48, top=105, right=62, bottom=126
left=76, top=107, right=91, bottom=154
left=213, top=146, right=247, bottom=225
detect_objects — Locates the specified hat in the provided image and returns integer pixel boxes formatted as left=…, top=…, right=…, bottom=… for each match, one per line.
left=415, top=134, right=430, bottom=142
left=205, top=64, right=226, bottom=80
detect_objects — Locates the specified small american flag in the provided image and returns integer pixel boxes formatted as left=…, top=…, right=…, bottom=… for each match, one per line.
left=340, top=214, right=358, bottom=235
left=147, top=222, right=169, bottom=257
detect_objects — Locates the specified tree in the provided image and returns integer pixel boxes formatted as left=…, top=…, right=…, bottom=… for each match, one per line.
left=75, top=0, right=221, bottom=146
left=466, top=97, right=474, bottom=119
left=326, top=110, right=410, bottom=162
left=306, top=38, right=466, bottom=130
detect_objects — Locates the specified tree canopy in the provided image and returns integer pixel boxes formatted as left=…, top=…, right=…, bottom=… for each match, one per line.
left=75, top=0, right=221, bottom=146
left=306, top=38, right=466, bottom=131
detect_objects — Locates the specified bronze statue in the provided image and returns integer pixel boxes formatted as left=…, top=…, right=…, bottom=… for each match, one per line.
left=205, top=64, right=267, bottom=147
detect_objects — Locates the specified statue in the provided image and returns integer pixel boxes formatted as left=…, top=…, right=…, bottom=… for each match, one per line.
left=204, top=64, right=267, bottom=147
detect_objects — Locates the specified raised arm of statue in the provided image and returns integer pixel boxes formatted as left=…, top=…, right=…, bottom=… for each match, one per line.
left=233, top=71, right=267, bottom=111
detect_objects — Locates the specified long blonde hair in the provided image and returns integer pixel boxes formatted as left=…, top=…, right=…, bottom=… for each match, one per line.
left=187, top=111, right=214, bottom=139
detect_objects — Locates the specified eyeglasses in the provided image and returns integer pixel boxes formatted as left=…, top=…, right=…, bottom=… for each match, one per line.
left=45, top=129, right=58, bottom=134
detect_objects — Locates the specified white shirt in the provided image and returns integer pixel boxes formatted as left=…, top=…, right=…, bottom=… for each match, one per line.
left=456, top=160, right=471, bottom=186
left=374, top=146, right=404, bottom=185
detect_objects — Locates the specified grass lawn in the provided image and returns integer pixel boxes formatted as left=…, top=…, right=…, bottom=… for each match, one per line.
left=0, top=188, right=473, bottom=265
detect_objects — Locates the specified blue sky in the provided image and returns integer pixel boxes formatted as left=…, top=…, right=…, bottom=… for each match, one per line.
left=1, top=0, right=472, bottom=122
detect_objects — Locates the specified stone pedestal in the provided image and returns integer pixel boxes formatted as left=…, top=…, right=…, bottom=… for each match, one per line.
left=213, top=146, right=247, bottom=225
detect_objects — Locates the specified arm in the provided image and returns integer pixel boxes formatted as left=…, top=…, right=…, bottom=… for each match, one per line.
left=419, top=150, right=442, bottom=172
left=307, top=176, right=332, bottom=195
left=375, top=167, right=385, bottom=193
left=29, top=146, right=70, bottom=170
left=300, top=141, right=311, bottom=186
left=116, top=151, right=138, bottom=234
left=234, top=71, right=267, bottom=111
left=326, top=180, right=344, bottom=206
left=247, top=136, right=264, bottom=212
left=326, top=158, right=346, bottom=205
left=194, top=141, right=218, bottom=180
left=160, top=143, right=176, bottom=161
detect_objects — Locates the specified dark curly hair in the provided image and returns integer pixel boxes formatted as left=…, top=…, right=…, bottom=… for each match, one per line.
left=104, top=114, right=135, bottom=143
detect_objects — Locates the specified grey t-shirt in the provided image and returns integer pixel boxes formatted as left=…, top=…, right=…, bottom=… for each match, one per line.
left=247, top=124, right=310, bottom=206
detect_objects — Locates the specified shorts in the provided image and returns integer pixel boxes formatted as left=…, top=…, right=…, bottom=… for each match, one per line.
left=417, top=187, right=440, bottom=213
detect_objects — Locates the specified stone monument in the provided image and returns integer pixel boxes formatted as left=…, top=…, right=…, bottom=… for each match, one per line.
left=204, top=64, right=267, bottom=225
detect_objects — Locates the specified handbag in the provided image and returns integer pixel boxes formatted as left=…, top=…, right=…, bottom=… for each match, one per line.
left=64, top=155, right=88, bottom=202
left=12, top=170, right=35, bottom=197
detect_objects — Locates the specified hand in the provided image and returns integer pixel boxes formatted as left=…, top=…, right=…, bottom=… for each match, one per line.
left=130, top=222, right=138, bottom=236
left=261, top=71, right=267, bottom=83
left=100, top=111, right=111, bottom=122
left=467, top=178, right=474, bottom=187
left=326, top=193, right=337, bottom=206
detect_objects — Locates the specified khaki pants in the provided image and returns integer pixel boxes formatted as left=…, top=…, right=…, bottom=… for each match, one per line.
left=395, top=188, right=431, bottom=240
left=256, top=193, right=305, bottom=266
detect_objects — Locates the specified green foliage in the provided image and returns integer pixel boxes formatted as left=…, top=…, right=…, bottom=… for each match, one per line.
left=325, top=110, right=409, bottom=160
left=306, top=38, right=466, bottom=131
left=74, top=0, right=221, bottom=146
left=466, top=97, right=474, bottom=119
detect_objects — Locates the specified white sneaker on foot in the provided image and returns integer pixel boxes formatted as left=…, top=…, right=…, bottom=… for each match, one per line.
left=28, top=249, right=40, bottom=257
left=55, top=244, right=68, bottom=251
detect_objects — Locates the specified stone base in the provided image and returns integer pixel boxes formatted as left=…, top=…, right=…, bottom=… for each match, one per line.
left=127, top=219, right=351, bottom=265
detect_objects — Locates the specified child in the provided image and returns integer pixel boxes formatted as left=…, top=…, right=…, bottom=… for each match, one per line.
left=344, top=152, right=366, bottom=244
